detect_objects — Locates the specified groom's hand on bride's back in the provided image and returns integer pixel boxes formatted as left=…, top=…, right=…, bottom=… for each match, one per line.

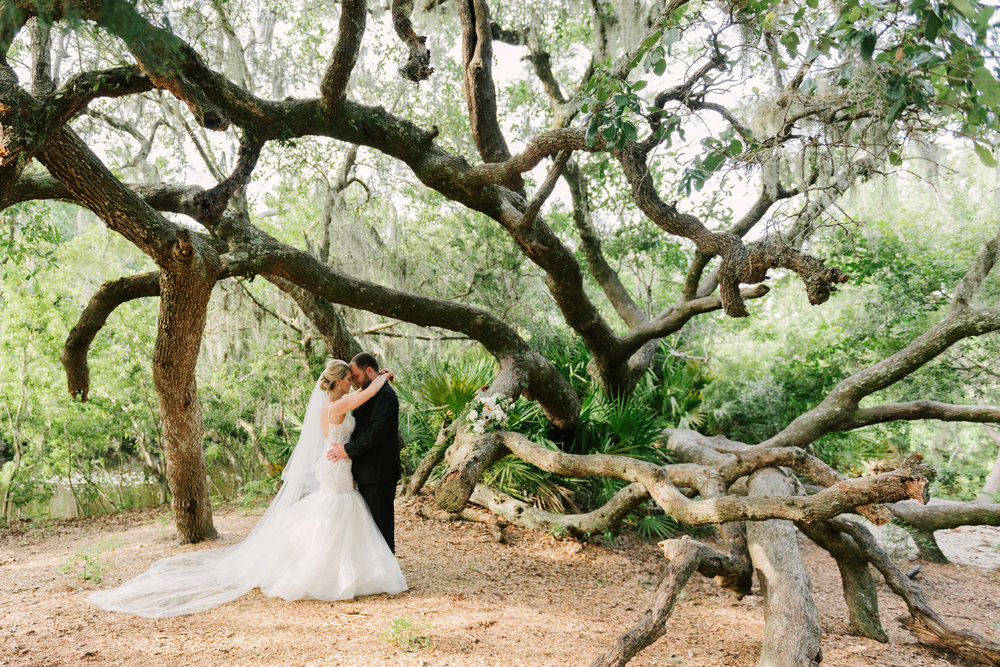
left=327, top=442, right=348, bottom=461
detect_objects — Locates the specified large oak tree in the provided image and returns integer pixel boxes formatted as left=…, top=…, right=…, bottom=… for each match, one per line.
left=1, top=0, right=999, bottom=664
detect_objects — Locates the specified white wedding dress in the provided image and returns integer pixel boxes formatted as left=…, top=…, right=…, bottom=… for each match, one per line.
left=89, top=391, right=407, bottom=618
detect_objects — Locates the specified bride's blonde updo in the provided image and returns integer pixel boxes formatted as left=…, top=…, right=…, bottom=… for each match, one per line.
left=319, top=359, right=350, bottom=391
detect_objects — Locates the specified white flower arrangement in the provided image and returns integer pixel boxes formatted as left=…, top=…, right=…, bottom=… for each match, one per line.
left=465, top=393, right=514, bottom=434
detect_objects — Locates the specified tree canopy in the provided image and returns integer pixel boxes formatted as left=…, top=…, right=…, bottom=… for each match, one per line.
left=1, top=0, right=999, bottom=664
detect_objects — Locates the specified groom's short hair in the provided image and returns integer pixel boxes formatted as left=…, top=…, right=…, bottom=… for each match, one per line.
left=351, top=352, right=379, bottom=372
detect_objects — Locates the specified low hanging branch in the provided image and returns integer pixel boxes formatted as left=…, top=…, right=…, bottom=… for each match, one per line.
left=764, top=231, right=1000, bottom=450
left=469, top=482, right=650, bottom=537
left=482, top=430, right=932, bottom=526
left=61, top=271, right=161, bottom=401
left=886, top=498, right=1000, bottom=564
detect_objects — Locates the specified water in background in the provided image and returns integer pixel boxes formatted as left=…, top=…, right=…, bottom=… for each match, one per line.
left=6, top=468, right=239, bottom=520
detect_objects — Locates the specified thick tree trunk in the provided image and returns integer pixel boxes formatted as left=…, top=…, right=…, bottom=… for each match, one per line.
left=437, top=431, right=507, bottom=512
left=747, top=468, right=822, bottom=667
left=153, top=267, right=217, bottom=543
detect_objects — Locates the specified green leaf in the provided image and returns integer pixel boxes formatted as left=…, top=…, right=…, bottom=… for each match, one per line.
left=973, top=143, right=998, bottom=167
left=860, top=30, right=877, bottom=60
left=924, top=11, right=941, bottom=42
left=631, top=79, right=648, bottom=92
left=602, top=124, right=618, bottom=142
left=641, top=29, right=663, bottom=49
left=887, top=97, right=907, bottom=123
left=653, top=59, right=666, bottom=76
left=702, top=152, right=725, bottom=172
left=949, top=0, right=977, bottom=20
left=585, top=120, right=600, bottom=147
left=622, top=122, right=639, bottom=142
left=614, top=94, right=630, bottom=109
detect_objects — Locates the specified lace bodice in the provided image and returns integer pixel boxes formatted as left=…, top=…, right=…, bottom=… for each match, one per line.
left=315, top=413, right=355, bottom=494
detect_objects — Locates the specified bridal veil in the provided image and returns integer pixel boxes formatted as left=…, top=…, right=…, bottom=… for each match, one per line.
left=89, top=380, right=329, bottom=618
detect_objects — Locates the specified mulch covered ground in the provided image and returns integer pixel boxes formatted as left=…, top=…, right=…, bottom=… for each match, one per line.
left=2, top=496, right=998, bottom=666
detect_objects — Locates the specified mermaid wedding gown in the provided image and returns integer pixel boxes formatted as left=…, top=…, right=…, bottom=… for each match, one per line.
left=89, top=406, right=407, bottom=618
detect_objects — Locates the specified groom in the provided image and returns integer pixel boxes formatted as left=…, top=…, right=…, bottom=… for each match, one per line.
left=326, top=352, right=401, bottom=553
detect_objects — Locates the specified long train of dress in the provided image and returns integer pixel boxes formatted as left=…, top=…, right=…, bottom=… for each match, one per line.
left=89, top=414, right=406, bottom=617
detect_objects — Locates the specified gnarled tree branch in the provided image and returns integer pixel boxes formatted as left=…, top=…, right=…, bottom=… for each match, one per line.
left=62, top=271, right=161, bottom=401
left=392, top=0, right=433, bottom=82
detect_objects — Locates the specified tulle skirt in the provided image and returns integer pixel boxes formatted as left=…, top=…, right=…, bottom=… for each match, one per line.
left=89, top=489, right=406, bottom=618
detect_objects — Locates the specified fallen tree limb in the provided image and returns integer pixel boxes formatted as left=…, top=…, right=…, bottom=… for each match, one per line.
left=497, top=431, right=934, bottom=526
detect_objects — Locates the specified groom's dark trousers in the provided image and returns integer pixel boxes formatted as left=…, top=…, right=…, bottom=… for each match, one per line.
left=344, top=382, right=401, bottom=553
left=357, top=483, right=397, bottom=553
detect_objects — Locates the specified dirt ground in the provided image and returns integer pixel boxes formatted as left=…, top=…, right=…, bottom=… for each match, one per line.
left=1, top=496, right=998, bottom=666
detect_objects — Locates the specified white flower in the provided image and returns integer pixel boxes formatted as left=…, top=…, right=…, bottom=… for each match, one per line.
left=468, top=409, right=479, bottom=420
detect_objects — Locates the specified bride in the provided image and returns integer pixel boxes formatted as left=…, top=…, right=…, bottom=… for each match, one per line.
left=89, top=360, right=407, bottom=617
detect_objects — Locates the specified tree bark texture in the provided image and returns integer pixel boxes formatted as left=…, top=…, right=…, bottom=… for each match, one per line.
left=830, top=518, right=1000, bottom=665
left=888, top=498, right=1000, bottom=564
left=796, top=520, right=888, bottom=643
left=469, top=482, right=649, bottom=537
left=590, top=542, right=700, bottom=667
left=153, top=264, right=218, bottom=543
left=747, top=468, right=822, bottom=667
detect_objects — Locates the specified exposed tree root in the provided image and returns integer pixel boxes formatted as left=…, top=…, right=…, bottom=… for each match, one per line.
left=469, top=482, right=648, bottom=537
left=416, top=499, right=508, bottom=543
left=830, top=517, right=1000, bottom=665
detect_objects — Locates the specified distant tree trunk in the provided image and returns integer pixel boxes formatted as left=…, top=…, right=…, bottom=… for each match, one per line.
left=153, top=267, right=217, bottom=543
left=976, top=424, right=1000, bottom=503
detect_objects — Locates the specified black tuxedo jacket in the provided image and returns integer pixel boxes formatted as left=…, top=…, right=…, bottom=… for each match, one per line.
left=345, top=382, right=401, bottom=485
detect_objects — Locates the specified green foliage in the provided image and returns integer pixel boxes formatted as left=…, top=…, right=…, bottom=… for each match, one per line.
left=702, top=158, right=999, bottom=478
left=58, top=537, right=127, bottom=585
left=381, top=617, right=433, bottom=651
left=634, top=511, right=679, bottom=542
left=0, top=202, right=62, bottom=279
left=235, top=477, right=281, bottom=509
left=396, top=352, right=498, bottom=475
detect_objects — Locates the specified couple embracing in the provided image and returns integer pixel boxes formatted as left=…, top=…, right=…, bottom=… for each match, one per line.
left=90, top=353, right=407, bottom=618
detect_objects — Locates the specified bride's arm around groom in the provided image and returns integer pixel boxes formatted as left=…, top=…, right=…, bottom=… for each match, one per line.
left=329, top=353, right=402, bottom=553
